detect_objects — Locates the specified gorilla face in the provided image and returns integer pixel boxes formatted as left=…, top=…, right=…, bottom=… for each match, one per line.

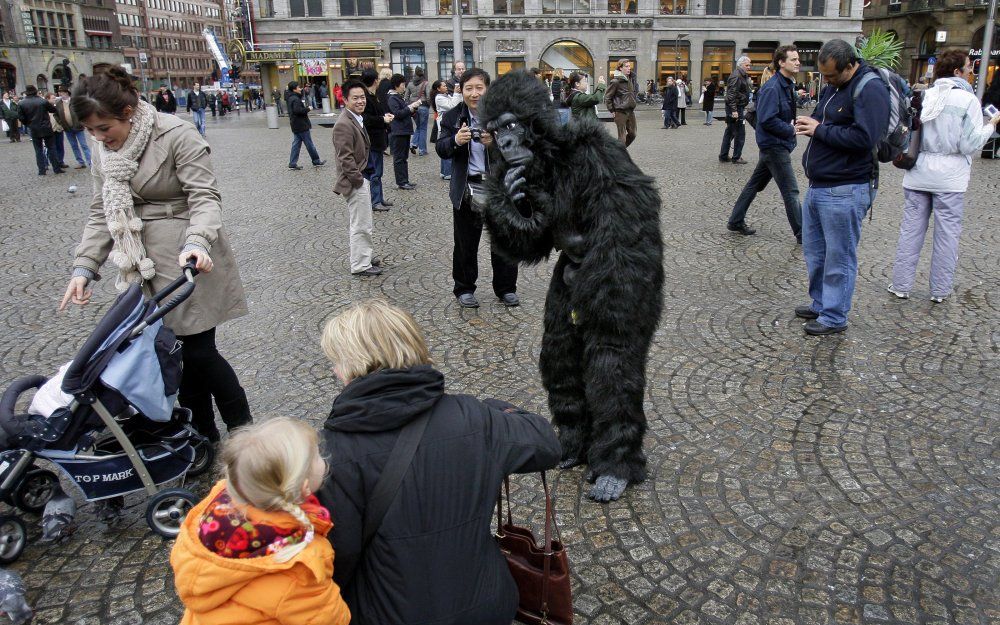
left=487, top=113, right=534, bottom=166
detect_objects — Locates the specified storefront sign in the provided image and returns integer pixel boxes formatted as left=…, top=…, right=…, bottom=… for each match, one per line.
left=969, top=47, right=1000, bottom=59
left=609, top=38, right=638, bottom=52
left=496, top=39, right=525, bottom=53
left=478, top=17, right=653, bottom=30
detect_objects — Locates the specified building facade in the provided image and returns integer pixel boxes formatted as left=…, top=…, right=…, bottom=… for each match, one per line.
left=1, top=0, right=124, bottom=93
left=244, top=0, right=862, bottom=98
left=116, top=0, right=231, bottom=93
left=864, top=0, right=997, bottom=87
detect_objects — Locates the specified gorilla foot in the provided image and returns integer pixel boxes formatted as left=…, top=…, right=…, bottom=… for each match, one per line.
left=558, top=456, right=586, bottom=470
left=588, top=474, right=629, bottom=503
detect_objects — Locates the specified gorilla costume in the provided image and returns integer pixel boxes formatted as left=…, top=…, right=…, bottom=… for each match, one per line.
left=477, top=70, right=664, bottom=502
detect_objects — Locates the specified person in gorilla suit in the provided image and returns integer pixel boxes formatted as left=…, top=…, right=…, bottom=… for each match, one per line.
left=477, top=70, right=664, bottom=502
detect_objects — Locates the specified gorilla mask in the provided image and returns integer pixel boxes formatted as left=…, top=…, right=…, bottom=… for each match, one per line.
left=481, top=70, right=562, bottom=168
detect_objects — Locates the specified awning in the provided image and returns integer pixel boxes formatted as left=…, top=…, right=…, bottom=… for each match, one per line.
left=85, top=29, right=114, bottom=36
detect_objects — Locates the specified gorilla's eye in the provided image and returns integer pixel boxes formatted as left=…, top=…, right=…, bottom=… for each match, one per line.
left=503, top=121, right=518, bottom=131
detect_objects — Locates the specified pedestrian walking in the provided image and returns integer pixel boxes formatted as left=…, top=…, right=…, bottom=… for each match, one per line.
left=386, top=74, right=421, bottom=189
left=605, top=60, right=638, bottom=146
left=436, top=68, right=520, bottom=308
left=154, top=86, right=177, bottom=114
left=888, top=49, right=1000, bottom=303
left=727, top=45, right=803, bottom=242
left=676, top=76, right=688, bottom=125
left=405, top=67, right=431, bottom=156
left=317, top=299, right=560, bottom=625
left=285, top=81, right=326, bottom=170
left=63, top=66, right=253, bottom=438
left=720, top=56, right=752, bottom=164
left=17, top=85, right=63, bottom=175
left=46, top=92, right=68, bottom=170
left=207, top=91, right=218, bottom=117
left=186, top=82, right=208, bottom=136
left=567, top=72, right=606, bottom=120
left=661, top=77, right=679, bottom=129
left=1, top=92, right=21, bottom=142
left=272, top=88, right=283, bottom=115
left=333, top=80, right=386, bottom=277
left=432, top=79, right=462, bottom=179
left=792, top=39, right=889, bottom=335
left=360, top=69, right=395, bottom=211
left=54, top=85, right=90, bottom=168
left=701, top=79, right=717, bottom=125
left=171, top=419, right=351, bottom=625
left=551, top=68, right=570, bottom=124
left=220, top=90, right=230, bottom=116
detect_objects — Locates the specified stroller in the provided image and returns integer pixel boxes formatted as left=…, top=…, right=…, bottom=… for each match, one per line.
left=0, top=262, right=214, bottom=563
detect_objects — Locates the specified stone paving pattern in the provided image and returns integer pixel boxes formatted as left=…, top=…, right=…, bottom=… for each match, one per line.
left=0, top=108, right=997, bottom=625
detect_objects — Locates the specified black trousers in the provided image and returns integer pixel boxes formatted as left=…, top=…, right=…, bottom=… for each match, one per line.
left=177, top=327, right=251, bottom=440
left=389, top=135, right=411, bottom=186
left=31, top=134, right=61, bottom=174
left=452, top=194, right=518, bottom=298
left=720, top=108, right=746, bottom=160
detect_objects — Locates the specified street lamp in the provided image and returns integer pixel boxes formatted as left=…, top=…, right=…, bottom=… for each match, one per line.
left=674, top=33, right=688, bottom=81
left=476, top=34, right=486, bottom=68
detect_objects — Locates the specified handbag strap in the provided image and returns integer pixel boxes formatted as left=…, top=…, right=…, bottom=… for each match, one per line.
left=362, top=411, right=431, bottom=548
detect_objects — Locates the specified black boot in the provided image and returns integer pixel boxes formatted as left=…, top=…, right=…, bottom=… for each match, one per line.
left=216, top=387, right=252, bottom=433
left=179, top=392, right=220, bottom=442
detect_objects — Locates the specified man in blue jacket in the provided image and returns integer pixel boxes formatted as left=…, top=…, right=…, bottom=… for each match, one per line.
left=793, top=39, right=889, bottom=336
left=727, top=45, right=802, bottom=241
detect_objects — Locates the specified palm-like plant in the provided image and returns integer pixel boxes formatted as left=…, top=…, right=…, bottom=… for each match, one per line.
left=856, top=29, right=905, bottom=70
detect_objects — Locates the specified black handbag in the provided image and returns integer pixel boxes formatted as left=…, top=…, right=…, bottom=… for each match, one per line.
left=893, top=126, right=921, bottom=170
left=430, top=121, right=438, bottom=143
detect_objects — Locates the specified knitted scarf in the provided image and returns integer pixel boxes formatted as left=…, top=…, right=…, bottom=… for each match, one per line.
left=99, top=99, right=157, bottom=291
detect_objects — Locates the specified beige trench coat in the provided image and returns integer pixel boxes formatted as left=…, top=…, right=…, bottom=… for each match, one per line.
left=73, top=112, right=248, bottom=336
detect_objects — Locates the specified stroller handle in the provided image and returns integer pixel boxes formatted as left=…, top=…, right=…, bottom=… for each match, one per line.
left=131, top=260, right=199, bottom=336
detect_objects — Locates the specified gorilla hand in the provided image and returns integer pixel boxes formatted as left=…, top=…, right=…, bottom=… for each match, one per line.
left=504, top=165, right=527, bottom=203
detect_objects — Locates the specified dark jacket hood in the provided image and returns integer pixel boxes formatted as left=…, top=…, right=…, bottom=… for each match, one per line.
left=325, top=365, right=445, bottom=433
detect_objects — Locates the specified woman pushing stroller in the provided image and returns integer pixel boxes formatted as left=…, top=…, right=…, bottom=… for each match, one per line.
left=59, top=67, right=252, bottom=442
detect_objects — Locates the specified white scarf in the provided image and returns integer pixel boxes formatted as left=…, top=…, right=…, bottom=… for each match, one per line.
left=100, top=99, right=157, bottom=291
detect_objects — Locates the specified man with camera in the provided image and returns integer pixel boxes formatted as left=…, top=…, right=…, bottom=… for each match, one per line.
left=387, top=74, right=422, bottom=190
left=436, top=68, right=519, bottom=308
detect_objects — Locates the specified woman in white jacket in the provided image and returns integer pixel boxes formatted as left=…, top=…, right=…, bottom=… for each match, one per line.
left=888, top=49, right=1000, bottom=303
left=433, top=79, right=462, bottom=180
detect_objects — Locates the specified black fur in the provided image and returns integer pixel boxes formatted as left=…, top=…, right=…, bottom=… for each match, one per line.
left=480, top=71, right=664, bottom=493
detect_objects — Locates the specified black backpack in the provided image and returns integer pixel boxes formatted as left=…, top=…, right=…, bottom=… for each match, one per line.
left=853, top=67, right=913, bottom=163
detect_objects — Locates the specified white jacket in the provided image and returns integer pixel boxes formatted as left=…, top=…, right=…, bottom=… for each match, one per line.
left=435, top=92, right=462, bottom=132
left=903, top=77, right=995, bottom=193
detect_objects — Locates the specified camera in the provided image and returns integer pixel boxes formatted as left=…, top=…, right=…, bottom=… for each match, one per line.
left=470, top=126, right=483, bottom=143
left=985, top=104, right=999, bottom=118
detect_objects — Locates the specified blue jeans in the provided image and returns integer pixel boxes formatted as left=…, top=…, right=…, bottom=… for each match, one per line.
left=728, top=147, right=801, bottom=237
left=662, top=108, right=677, bottom=127
left=440, top=156, right=452, bottom=178
left=705, top=110, right=713, bottom=125
left=801, top=183, right=872, bottom=328
left=289, top=130, right=322, bottom=166
left=411, top=106, right=430, bottom=155
left=557, top=108, right=571, bottom=125
left=191, top=109, right=206, bottom=136
left=364, top=149, right=385, bottom=206
left=64, top=128, right=91, bottom=166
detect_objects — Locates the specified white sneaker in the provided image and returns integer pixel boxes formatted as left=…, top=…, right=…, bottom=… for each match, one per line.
left=887, top=284, right=909, bottom=299
left=930, top=295, right=947, bottom=303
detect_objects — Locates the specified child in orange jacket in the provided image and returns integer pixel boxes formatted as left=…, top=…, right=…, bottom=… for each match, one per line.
left=171, top=417, right=350, bottom=625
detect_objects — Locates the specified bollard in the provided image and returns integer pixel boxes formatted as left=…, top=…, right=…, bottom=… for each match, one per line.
left=322, top=97, right=332, bottom=114
left=267, top=105, right=279, bottom=129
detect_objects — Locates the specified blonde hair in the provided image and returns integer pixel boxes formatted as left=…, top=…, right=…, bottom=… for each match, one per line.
left=760, top=66, right=774, bottom=86
left=321, top=299, right=432, bottom=383
left=222, top=417, right=320, bottom=563
left=378, top=68, right=393, bottom=81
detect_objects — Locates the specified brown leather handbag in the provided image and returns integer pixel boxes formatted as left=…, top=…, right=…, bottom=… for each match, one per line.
left=496, top=473, right=573, bottom=625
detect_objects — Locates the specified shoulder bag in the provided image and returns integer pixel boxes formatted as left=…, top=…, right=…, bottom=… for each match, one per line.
left=496, top=473, right=573, bottom=625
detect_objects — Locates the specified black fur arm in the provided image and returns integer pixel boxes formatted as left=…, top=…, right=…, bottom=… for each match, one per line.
left=481, top=166, right=555, bottom=265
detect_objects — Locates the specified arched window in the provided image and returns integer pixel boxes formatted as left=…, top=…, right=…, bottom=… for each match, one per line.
left=539, top=40, right=595, bottom=81
left=918, top=28, right=936, bottom=56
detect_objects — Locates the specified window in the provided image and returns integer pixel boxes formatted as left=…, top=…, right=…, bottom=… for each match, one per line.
left=706, top=0, right=736, bottom=14
left=393, top=0, right=422, bottom=14
left=496, top=59, right=525, bottom=76
left=659, top=0, right=687, bottom=14
left=339, top=0, right=372, bottom=14
left=751, top=0, right=780, bottom=14
left=607, top=0, right=637, bottom=12
left=391, top=44, right=425, bottom=82
left=656, top=41, right=689, bottom=86
left=438, top=0, right=471, bottom=13
left=307, top=0, right=323, bottom=14
left=542, top=0, right=589, bottom=13
left=795, top=0, right=824, bottom=15
left=32, top=10, right=76, bottom=48
left=290, top=0, right=305, bottom=15
left=493, top=0, right=524, bottom=13
left=702, top=42, right=735, bottom=84
left=839, top=0, right=850, bottom=15
left=438, top=42, right=474, bottom=81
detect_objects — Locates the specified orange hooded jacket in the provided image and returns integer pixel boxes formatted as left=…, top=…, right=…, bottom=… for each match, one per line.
left=170, top=480, right=351, bottom=625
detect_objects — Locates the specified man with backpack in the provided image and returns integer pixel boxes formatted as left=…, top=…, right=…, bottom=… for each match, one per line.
left=793, top=38, right=889, bottom=336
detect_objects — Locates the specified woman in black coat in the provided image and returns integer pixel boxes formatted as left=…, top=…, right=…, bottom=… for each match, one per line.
left=701, top=79, right=717, bottom=125
left=317, top=300, right=561, bottom=625
left=661, top=78, right=679, bottom=129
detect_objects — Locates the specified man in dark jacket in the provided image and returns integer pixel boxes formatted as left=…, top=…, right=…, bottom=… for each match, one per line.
left=186, top=82, right=208, bottom=136
left=604, top=59, right=638, bottom=146
left=361, top=69, right=394, bottom=211
left=661, top=77, right=679, bottom=129
left=793, top=39, right=889, bottom=336
left=318, top=355, right=560, bottom=625
left=386, top=74, right=421, bottom=189
left=720, top=56, right=752, bottom=163
left=727, top=45, right=802, bottom=241
left=154, top=86, right=177, bottom=113
left=436, top=68, right=519, bottom=308
left=17, top=85, right=62, bottom=175
left=285, top=81, right=325, bottom=170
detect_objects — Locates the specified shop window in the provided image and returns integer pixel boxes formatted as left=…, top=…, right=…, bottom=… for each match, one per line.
left=743, top=44, right=778, bottom=86
left=438, top=0, right=472, bottom=13
left=702, top=43, right=735, bottom=84
left=438, top=43, right=474, bottom=81
left=656, top=41, right=689, bottom=86
left=705, top=0, right=736, bottom=14
left=795, top=0, right=824, bottom=15
left=607, top=58, right=637, bottom=81
left=496, top=59, right=525, bottom=76
left=608, top=0, right=638, bottom=13
left=494, top=0, right=525, bottom=13
left=539, top=41, right=594, bottom=80
left=659, top=0, right=687, bottom=12
left=391, top=44, right=425, bottom=82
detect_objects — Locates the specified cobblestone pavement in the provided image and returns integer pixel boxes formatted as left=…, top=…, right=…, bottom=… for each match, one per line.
left=1, top=109, right=998, bottom=625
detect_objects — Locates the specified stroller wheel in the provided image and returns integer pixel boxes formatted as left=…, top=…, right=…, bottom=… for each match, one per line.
left=13, top=469, right=58, bottom=513
left=187, top=439, right=216, bottom=478
left=146, top=488, right=198, bottom=538
left=0, top=515, right=27, bottom=564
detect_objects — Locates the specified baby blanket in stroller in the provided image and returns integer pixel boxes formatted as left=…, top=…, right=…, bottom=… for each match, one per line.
left=29, top=363, right=74, bottom=418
